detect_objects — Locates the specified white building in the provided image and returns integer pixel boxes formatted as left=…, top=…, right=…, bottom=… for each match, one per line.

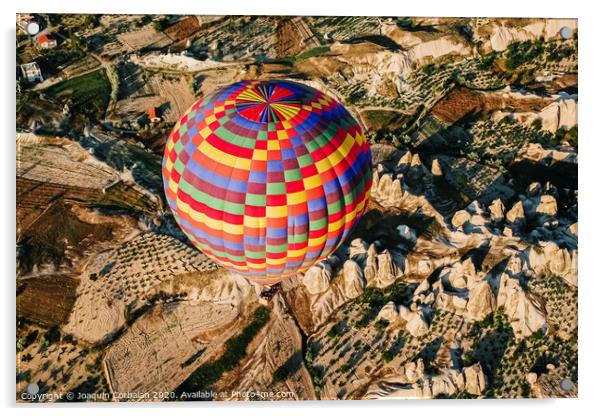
left=20, top=62, right=43, bottom=83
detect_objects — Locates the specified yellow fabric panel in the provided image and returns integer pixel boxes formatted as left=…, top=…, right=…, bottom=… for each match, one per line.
left=266, top=205, right=287, bottom=218
left=198, top=140, right=251, bottom=170
left=302, top=174, right=322, bottom=190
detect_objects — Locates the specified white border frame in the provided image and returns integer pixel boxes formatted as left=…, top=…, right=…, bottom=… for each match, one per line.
left=4, top=1, right=597, bottom=415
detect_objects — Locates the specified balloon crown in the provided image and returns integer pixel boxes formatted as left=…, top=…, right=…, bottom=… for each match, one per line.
left=234, top=80, right=303, bottom=123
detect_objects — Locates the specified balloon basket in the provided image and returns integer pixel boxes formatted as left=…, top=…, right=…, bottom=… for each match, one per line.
left=259, top=283, right=280, bottom=301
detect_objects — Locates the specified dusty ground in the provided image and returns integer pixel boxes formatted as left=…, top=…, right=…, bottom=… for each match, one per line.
left=432, top=87, right=553, bottom=125
left=17, top=276, right=80, bottom=327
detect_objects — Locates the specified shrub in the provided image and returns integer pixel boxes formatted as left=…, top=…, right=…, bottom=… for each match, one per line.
left=272, top=363, right=293, bottom=384
left=381, top=351, right=394, bottom=363
left=374, top=319, right=389, bottom=332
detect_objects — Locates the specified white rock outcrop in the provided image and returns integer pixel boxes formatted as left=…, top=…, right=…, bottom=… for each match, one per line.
left=535, top=194, right=558, bottom=217
left=408, top=36, right=472, bottom=64
left=440, top=262, right=468, bottom=291
left=538, top=98, right=578, bottom=133
left=377, top=301, right=399, bottom=322
left=516, top=142, right=577, bottom=166
left=376, top=249, right=397, bottom=287
left=363, top=359, right=487, bottom=399
left=506, top=201, right=526, bottom=227
left=349, top=238, right=369, bottom=264
left=481, top=19, right=577, bottom=52
left=489, top=198, right=506, bottom=223
left=436, top=291, right=468, bottom=315
left=431, top=158, right=443, bottom=176
left=398, top=304, right=412, bottom=322
left=303, top=262, right=332, bottom=295
left=342, top=260, right=366, bottom=299
left=466, top=281, right=496, bottom=321
left=326, top=42, right=412, bottom=97
left=526, top=242, right=577, bottom=286
left=497, top=272, right=547, bottom=338
left=492, top=97, right=577, bottom=134
left=452, top=210, right=471, bottom=229
left=463, top=363, right=487, bottom=395
left=364, top=244, right=379, bottom=285
left=405, top=311, right=429, bottom=337
left=402, top=359, right=425, bottom=384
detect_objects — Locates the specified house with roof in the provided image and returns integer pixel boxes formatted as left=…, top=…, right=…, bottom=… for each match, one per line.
left=148, top=107, right=162, bottom=123
left=37, top=33, right=57, bottom=49
left=19, top=62, right=43, bottom=83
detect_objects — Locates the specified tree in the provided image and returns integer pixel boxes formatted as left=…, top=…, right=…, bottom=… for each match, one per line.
left=374, top=319, right=389, bottom=332
left=381, top=351, right=394, bottom=363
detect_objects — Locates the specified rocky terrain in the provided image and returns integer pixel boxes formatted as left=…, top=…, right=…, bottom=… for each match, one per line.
left=17, top=15, right=577, bottom=401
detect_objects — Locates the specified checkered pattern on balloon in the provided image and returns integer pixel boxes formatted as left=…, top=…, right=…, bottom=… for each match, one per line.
left=163, top=80, right=372, bottom=285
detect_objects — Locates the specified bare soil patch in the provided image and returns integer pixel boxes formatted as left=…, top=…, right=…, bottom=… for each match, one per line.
left=17, top=275, right=79, bottom=327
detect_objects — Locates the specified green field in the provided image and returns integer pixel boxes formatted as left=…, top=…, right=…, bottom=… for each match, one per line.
left=293, top=46, right=330, bottom=61
left=44, top=69, right=111, bottom=120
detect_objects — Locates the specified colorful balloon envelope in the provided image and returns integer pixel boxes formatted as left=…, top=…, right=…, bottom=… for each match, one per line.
left=162, top=80, right=372, bottom=285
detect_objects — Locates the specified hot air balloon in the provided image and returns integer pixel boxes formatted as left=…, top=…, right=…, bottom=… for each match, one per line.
left=162, top=80, right=372, bottom=285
